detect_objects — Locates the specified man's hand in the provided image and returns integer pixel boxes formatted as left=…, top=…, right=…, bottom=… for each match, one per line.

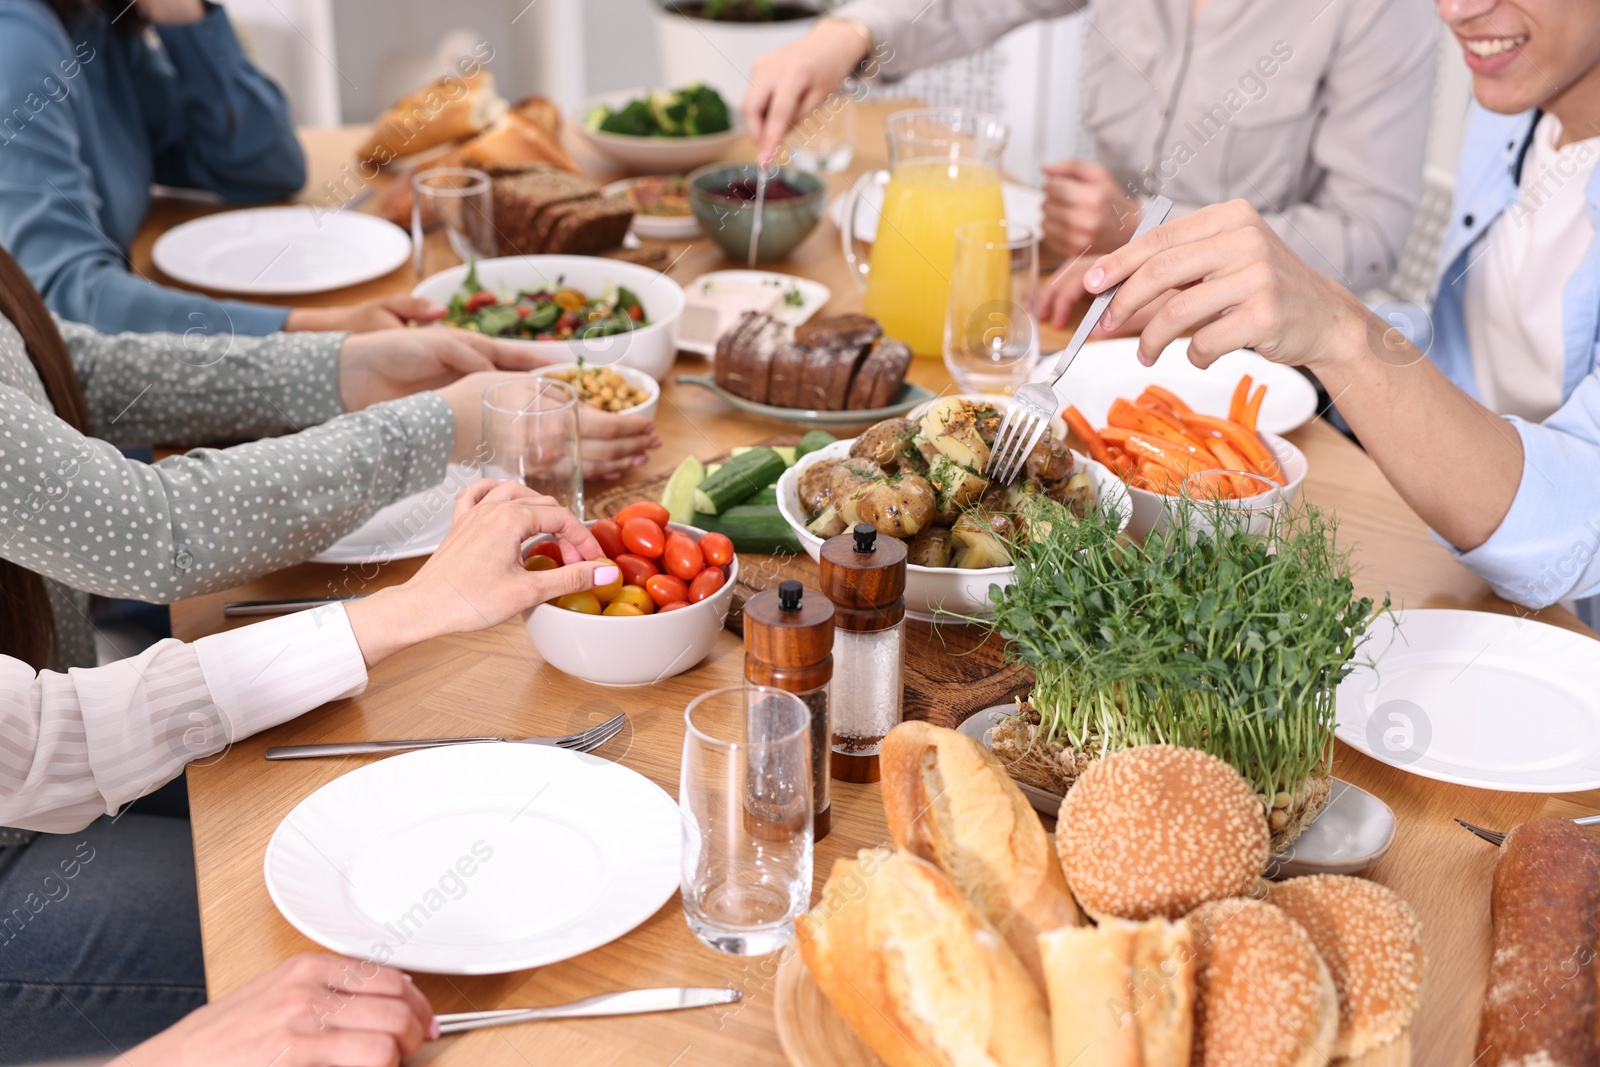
left=1040, top=159, right=1142, bottom=260
left=346, top=481, right=614, bottom=666
left=286, top=296, right=448, bottom=335
left=109, top=953, right=434, bottom=1067
left=338, top=329, right=553, bottom=411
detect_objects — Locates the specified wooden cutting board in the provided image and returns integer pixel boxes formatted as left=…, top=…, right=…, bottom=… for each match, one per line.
left=586, top=440, right=1033, bottom=729
left=773, top=950, right=1411, bottom=1067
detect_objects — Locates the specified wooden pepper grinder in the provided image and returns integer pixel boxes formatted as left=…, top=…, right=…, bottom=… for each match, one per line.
left=819, top=523, right=907, bottom=783
left=743, top=579, right=835, bottom=841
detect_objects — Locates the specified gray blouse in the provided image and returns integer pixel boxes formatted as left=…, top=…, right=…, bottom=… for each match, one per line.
left=0, top=314, right=453, bottom=668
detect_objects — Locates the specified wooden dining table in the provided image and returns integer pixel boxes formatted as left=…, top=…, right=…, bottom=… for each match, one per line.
left=132, top=101, right=1598, bottom=1067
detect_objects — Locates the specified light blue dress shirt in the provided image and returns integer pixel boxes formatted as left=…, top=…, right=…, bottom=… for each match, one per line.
left=1428, top=104, right=1600, bottom=624
left=0, top=0, right=305, bottom=336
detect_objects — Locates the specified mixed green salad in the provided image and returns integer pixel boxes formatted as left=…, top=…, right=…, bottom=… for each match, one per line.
left=585, top=83, right=732, bottom=139
left=445, top=264, right=647, bottom=341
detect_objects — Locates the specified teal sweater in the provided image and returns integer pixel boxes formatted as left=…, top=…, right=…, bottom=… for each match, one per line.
left=0, top=0, right=305, bottom=335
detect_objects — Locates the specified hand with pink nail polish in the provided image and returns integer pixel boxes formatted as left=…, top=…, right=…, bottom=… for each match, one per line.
left=108, top=952, right=436, bottom=1067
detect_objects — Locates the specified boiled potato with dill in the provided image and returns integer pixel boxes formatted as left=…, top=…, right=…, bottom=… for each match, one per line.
left=546, top=366, right=650, bottom=412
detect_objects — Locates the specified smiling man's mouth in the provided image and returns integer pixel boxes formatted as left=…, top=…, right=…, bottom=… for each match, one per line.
left=1462, top=35, right=1529, bottom=57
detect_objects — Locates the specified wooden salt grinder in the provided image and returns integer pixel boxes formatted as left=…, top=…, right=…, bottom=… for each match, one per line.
left=819, top=523, right=907, bottom=784
left=743, top=579, right=835, bottom=841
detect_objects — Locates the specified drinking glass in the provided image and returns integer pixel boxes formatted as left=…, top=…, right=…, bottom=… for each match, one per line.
left=481, top=379, right=583, bottom=517
left=680, top=685, right=813, bottom=956
left=1179, top=469, right=1284, bottom=539
left=412, top=167, right=495, bottom=278
left=786, top=99, right=856, bottom=174
left=943, top=220, right=1041, bottom=393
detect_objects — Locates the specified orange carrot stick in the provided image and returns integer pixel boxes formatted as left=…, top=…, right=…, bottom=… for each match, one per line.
left=1181, top=414, right=1286, bottom=486
left=1109, top=399, right=1219, bottom=460
left=1122, top=433, right=1213, bottom=478
left=1241, top=383, right=1267, bottom=432
left=1139, top=460, right=1185, bottom=496
left=1062, top=405, right=1119, bottom=469
left=1141, top=384, right=1195, bottom=417
left=1228, top=375, right=1253, bottom=425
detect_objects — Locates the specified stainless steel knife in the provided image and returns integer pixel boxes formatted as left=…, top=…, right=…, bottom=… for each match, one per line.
left=434, top=987, right=740, bottom=1036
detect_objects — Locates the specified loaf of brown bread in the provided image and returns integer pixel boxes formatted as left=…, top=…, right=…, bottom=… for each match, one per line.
left=714, top=312, right=790, bottom=401
left=544, top=197, right=635, bottom=254
left=765, top=339, right=808, bottom=409
left=848, top=337, right=913, bottom=410
left=1475, top=817, right=1600, bottom=1066
left=797, top=312, right=881, bottom=349
left=711, top=312, right=910, bottom=410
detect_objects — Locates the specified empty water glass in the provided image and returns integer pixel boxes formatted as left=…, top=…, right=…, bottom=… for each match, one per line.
left=786, top=100, right=856, bottom=174
left=412, top=167, right=495, bottom=279
left=481, top=379, right=583, bottom=517
left=680, top=685, right=813, bottom=956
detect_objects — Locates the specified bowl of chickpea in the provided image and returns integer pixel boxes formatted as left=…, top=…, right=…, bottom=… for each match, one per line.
left=533, top=362, right=660, bottom=421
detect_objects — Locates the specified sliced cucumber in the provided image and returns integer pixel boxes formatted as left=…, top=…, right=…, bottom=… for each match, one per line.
left=730, top=446, right=755, bottom=457
left=692, top=447, right=787, bottom=515
left=658, top=455, right=706, bottom=525
left=773, top=446, right=797, bottom=466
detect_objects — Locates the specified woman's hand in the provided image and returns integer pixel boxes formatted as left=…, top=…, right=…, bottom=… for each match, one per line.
left=1040, top=159, right=1142, bottom=259
left=1084, top=199, right=1369, bottom=371
left=285, top=296, right=448, bottom=335
left=743, top=18, right=872, bottom=162
left=345, top=482, right=615, bottom=666
left=109, top=953, right=434, bottom=1067
left=338, top=330, right=553, bottom=410
left=435, top=372, right=660, bottom=470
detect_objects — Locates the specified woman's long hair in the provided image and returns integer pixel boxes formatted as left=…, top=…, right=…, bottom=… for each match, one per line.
left=0, top=246, right=92, bottom=669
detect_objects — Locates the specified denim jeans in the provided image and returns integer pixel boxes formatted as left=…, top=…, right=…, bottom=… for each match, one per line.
left=0, top=779, right=205, bottom=1064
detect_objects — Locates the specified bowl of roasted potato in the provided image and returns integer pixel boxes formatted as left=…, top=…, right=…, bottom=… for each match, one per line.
left=776, top=395, right=1132, bottom=620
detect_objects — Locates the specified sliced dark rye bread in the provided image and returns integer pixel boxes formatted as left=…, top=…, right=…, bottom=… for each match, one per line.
left=845, top=337, right=913, bottom=410
left=795, top=344, right=869, bottom=411
left=766, top=339, right=810, bottom=409
left=714, top=312, right=791, bottom=402
left=545, top=196, right=634, bottom=254
left=796, top=313, right=882, bottom=350
left=489, top=166, right=599, bottom=254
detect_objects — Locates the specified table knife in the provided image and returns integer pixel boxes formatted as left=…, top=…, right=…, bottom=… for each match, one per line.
left=434, top=987, right=740, bottom=1036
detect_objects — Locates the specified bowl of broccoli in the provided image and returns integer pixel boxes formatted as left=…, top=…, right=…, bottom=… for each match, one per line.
left=579, top=84, right=743, bottom=173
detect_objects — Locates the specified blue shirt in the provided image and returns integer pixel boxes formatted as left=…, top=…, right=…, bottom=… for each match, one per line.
left=1429, top=104, right=1600, bottom=618
left=0, top=0, right=305, bottom=335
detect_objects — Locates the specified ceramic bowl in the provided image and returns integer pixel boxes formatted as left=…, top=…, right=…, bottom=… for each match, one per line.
left=412, top=255, right=686, bottom=381
left=1121, top=431, right=1308, bottom=540
left=523, top=521, right=737, bottom=686
left=686, top=163, right=825, bottom=264
left=532, top=362, right=660, bottom=421
left=575, top=89, right=744, bottom=173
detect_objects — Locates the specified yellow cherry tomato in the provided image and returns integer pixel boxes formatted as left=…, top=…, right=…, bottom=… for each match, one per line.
left=602, top=601, right=645, bottom=616
left=523, top=554, right=558, bottom=572
left=591, top=558, right=624, bottom=603
left=554, top=591, right=602, bottom=615
left=612, top=585, right=655, bottom=615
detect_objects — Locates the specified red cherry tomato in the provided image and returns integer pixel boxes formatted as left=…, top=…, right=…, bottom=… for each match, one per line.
left=465, top=290, right=497, bottom=312
left=699, top=532, right=734, bottom=567
left=687, top=566, right=725, bottom=603
left=614, top=553, right=659, bottom=587
left=658, top=600, right=692, bottom=612
left=663, top=533, right=705, bottom=582
left=591, top=519, right=627, bottom=560
left=621, top=517, right=666, bottom=559
left=524, top=540, right=563, bottom=566
left=644, top=573, right=690, bottom=608
left=615, top=501, right=671, bottom=528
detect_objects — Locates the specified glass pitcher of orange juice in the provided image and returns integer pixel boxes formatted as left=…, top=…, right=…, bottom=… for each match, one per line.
left=840, top=109, right=1008, bottom=357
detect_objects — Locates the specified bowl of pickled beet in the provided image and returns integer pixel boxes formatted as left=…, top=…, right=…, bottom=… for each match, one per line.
left=686, top=163, right=825, bottom=264
left=522, top=505, right=738, bottom=687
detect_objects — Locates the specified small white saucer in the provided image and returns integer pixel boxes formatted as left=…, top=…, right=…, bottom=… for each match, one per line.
left=956, top=706, right=1397, bottom=879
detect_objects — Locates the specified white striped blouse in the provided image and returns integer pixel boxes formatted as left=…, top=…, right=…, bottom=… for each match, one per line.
left=0, top=604, right=366, bottom=832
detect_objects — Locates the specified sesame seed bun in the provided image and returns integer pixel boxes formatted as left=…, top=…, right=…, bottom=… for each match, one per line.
left=1269, top=875, right=1423, bottom=1058
left=1189, top=897, right=1339, bottom=1067
left=1056, top=745, right=1270, bottom=920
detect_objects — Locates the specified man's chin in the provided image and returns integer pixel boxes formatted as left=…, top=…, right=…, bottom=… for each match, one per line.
left=1471, top=78, right=1543, bottom=117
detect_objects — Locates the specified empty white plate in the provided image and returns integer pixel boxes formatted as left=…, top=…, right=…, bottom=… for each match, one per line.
left=956, top=706, right=1396, bottom=877
left=311, top=464, right=478, bottom=566
left=152, top=206, right=410, bottom=295
left=1336, top=609, right=1600, bottom=792
left=826, top=177, right=1044, bottom=243
left=1056, top=337, right=1319, bottom=435
left=264, top=743, right=680, bottom=974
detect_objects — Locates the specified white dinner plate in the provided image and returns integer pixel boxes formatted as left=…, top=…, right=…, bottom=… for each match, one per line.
left=677, top=270, right=832, bottom=357
left=1056, top=336, right=1319, bottom=435
left=1336, top=609, right=1600, bottom=792
left=310, top=464, right=479, bottom=566
left=826, top=177, right=1045, bottom=243
left=264, top=744, right=681, bottom=974
left=956, top=707, right=1396, bottom=877
left=152, top=206, right=410, bottom=296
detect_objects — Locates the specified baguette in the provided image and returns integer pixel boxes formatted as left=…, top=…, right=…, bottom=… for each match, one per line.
left=457, top=109, right=579, bottom=174
left=359, top=71, right=505, bottom=165
left=880, top=721, right=1081, bottom=990
left=796, top=848, right=1053, bottom=1067
left=1038, top=918, right=1195, bottom=1067
left=1475, top=817, right=1600, bottom=1066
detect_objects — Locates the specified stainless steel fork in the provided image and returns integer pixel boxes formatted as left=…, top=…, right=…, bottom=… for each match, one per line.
left=986, top=195, right=1175, bottom=484
left=263, top=713, right=627, bottom=761
left=1454, top=813, right=1600, bottom=846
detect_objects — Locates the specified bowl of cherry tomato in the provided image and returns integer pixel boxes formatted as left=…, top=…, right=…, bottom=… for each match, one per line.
left=521, top=501, right=739, bottom=686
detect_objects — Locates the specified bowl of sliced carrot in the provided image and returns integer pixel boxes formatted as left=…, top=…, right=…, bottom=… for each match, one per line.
left=1062, top=376, right=1307, bottom=539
